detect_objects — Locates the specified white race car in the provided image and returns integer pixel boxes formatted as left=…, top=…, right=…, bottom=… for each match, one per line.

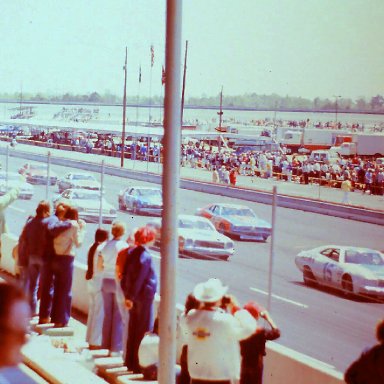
left=295, top=245, right=384, bottom=300
left=148, top=214, right=235, bottom=260
left=57, top=172, right=100, bottom=193
left=53, top=189, right=117, bottom=224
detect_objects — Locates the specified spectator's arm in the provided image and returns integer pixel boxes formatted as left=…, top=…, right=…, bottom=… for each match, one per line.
left=48, top=219, right=72, bottom=237
left=0, top=188, right=19, bottom=210
left=233, top=309, right=257, bottom=340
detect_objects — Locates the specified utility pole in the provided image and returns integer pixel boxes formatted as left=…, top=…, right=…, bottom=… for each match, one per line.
left=217, top=86, right=223, bottom=151
left=121, top=47, right=127, bottom=167
left=333, top=95, right=342, bottom=129
left=180, top=40, right=188, bottom=126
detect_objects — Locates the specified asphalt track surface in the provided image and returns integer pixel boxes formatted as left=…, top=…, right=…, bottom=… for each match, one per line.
left=4, top=155, right=383, bottom=372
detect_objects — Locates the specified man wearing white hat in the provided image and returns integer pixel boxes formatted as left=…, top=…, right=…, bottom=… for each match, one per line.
left=181, top=278, right=257, bottom=384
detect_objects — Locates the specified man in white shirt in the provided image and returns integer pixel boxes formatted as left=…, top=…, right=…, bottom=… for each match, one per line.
left=182, top=279, right=256, bottom=384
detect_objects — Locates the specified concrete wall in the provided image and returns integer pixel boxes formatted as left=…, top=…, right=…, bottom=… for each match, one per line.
left=0, top=234, right=345, bottom=384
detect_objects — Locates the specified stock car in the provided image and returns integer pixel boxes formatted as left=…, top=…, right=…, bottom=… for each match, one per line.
left=196, top=203, right=272, bottom=241
left=53, top=189, right=117, bottom=223
left=295, top=245, right=384, bottom=299
left=18, top=162, right=58, bottom=185
left=57, top=172, right=101, bottom=193
left=118, top=186, right=162, bottom=215
left=0, top=171, right=34, bottom=199
left=147, top=214, right=235, bottom=260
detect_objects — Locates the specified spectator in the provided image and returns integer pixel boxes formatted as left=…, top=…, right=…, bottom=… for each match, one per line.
left=96, top=221, right=127, bottom=355
left=0, top=188, right=19, bottom=253
left=229, top=168, right=237, bottom=186
left=181, top=278, right=257, bottom=384
left=0, top=282, right=36, bottom=384
left=177, top=294, right=201, bottom=384
left=341, top=177, right=353, bottom=205
left=85, top=228, right=109, bottom=349
left=51, top=207, right=86, bottom=327
left=38, top=203, right=72, bottom=325
left=23, top=201, right=51, bottom=315
left=240, top=302, right=281, bottom=384
left=344, top=318, right=384, bottom=383
left=212, top=167, right=219, bottom=184
left=121, top=225, right=158, bottom=373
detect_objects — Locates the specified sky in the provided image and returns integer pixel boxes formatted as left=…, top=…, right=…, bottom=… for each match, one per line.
left=1, top=0, right=383, bottom=100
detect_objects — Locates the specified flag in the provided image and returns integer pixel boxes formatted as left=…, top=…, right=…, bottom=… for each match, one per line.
left=161, top=65, right=166, bottom=85
left=139, top=65, right=142, bottom=83
left=150, top=45, right=154, bottom=67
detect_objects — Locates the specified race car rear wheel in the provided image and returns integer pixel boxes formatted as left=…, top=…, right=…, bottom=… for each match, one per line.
left=303, top=267, right=317, bottom=287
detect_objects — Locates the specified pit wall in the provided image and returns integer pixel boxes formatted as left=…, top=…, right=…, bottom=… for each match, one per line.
left=0, top=233, right=344, bottom=384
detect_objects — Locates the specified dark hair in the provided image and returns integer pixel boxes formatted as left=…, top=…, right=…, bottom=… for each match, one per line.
left=64, top=207, right=78, bottom=221
left=35, top=200, right=50, bottom=218
left=377, top=319, right=384, bottom=343
left=0, top=282, right=27, bottom=328
left=95, top=228, right=109, bottom=243
left=184, top=293, right=200, bottom=315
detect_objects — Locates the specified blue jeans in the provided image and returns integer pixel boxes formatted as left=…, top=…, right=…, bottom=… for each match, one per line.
left=101, top=278, right=123, bottom=353
left=26, top=256, right=44, bottom=315
left=50, top=256, right=74, bottom=325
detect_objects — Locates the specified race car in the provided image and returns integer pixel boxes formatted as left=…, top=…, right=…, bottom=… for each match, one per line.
left=53, top=189, right=117, bottom=224
left=196, top=203, right=271, bottom=241
left=295, top=245, right=384, bottom=299
left=118, top=186, right=162, bottom=216
left=57, top=172, right=100, bottom=193
left=147, top=214, right=234, bottom=260
left=18, top=162, right=58, bottom=185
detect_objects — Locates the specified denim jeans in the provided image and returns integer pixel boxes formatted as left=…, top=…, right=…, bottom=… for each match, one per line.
left=50, top=256, right=74, bottom=325
left=101, top=278, right=123, bottom=353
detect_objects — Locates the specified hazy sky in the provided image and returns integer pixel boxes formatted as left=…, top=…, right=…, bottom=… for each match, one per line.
left=1, top=0, right=383, bottom=100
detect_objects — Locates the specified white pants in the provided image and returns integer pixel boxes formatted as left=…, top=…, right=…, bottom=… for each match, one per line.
left=86, top=287, right=104, bottom=346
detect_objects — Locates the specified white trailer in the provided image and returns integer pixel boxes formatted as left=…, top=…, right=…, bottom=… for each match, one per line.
left=331, top=134, right=384, bottom=157
left=278, top=128, right=351, bottom=152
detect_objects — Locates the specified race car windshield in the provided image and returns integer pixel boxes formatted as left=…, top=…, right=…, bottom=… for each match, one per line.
left=73, top=192, right=100, bottom=200
left=179, top=219, right=214, bottom=231
left=345, top=251, right=384, bottom=266
left=221, top=208, right=256, bottom=217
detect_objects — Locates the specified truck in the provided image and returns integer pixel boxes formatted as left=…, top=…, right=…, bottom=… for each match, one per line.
left=278, top=128, right=352, bottom=153
left=331, top=134, right=384, bottom=158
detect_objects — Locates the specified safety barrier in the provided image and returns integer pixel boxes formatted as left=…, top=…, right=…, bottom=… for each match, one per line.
left=1, top=144, right=383, bottom=226
left=0, top=234, right=344, bottom=383
left=3, top=136, right=384, bottom=198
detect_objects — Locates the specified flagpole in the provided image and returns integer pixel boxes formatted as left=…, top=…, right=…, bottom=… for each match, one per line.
left=121, top=47, right=127, bottom=168
left=180, top=40, right=188, bottom=126
left=148, top=45, right=154, bottom=171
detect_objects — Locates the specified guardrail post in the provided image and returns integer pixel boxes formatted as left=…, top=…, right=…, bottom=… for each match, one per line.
left=99, top=160, right=105, bottom=228
left=267, top=186, right=277, bottom=312
left=5, top=144, right=9, bottom=189
left=46, top=151, right=51, bottom=200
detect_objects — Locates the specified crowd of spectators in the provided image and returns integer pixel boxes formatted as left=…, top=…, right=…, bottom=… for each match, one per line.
left=21, top=129, right=384, bottom=196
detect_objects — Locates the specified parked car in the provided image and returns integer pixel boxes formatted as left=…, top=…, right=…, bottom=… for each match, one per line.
left=148, top=214, right=234, bottom=260
left=53, top=189, right=117, bottom=223
left=57, top=172, right=101, bottom=193
left=118, top=186, right=162, bottom=215
left=0, top=171, right=34, bottom=199
left=196, top=203, right=272, bottom=241
left=295, top=245, right=384, bottom=300
left=18, top=162, right=57, bottom=185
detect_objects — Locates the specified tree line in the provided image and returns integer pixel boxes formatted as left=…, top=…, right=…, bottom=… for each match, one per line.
left=0, top=91, right=383, bottom=114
